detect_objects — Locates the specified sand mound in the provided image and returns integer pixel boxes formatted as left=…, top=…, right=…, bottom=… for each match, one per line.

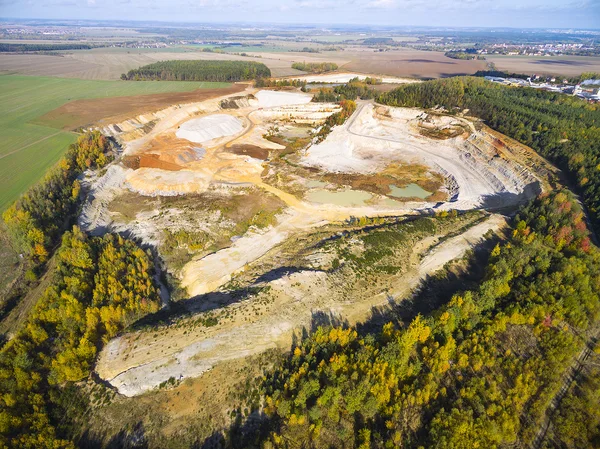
left=125, top=168, right=213, bottom=196
left=176, top=114, right=243, bottom=144
left=254, top=90, right=313, bottom=108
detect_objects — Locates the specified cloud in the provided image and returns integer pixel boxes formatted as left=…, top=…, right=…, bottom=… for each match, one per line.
left=365, top=0, right=397, bottom=9
left=2, top=0, right=598, bottom=27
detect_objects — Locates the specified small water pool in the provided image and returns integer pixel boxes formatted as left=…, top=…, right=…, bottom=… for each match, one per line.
left=306, top=189, right=372, bottom=207
left=388, top=183, right=431, bottom=199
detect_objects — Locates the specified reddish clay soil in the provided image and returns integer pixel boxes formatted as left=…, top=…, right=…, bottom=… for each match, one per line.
left=122, top=154, right=183, bottom=171
left=35, top=83, right=246, bottom=131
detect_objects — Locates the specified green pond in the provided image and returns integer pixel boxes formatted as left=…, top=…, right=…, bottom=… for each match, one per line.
left=306, top=189, right=372, bottom=206
left=388, top=183, right=431, bottom=199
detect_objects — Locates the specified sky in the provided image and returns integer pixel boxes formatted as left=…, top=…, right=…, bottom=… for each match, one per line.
left=1, top=0, right=599, bottom=29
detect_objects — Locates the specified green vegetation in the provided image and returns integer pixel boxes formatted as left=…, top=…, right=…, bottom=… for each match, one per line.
left=0, top=74, right=230, bottom=211
left=290, top=47, right=321, bottom=54
left=363, top=37, right=395, bottom=45
left=312, top=77, right=378, bottom=102
left=237, top=191, right=600, bottom=448
left=551, top=364, right=600, bottom=448
left=291, top=62, right=338, bottom=73
left=0, top=43, right=94, bottom=52
left=254, top=78, right=308, bottom=89
left=444, top=50, right=485, bottom=60
left=315, top=100, right=356, bottom=143
left=3, top=132, right=111, bottom=268
left=0, top=227, right=161, bottom=448
left=326, top=215, right=439, bottom=276
left=121, top=60, right=271, bottom=81
left=377, top=77, right=600, bottom=233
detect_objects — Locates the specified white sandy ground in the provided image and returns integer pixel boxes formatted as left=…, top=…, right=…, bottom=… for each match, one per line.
left=98, top=214, right=506, bottom=397
left=287, top=72, right=419, bottom=84
left=176, top=114, right=244, bottom=144
left=253, top=90, right=313, bottom=107
left=302, top=103, right=540, bottom=210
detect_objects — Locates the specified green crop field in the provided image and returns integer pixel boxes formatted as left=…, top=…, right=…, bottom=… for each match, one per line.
left=0, top=74, right=231, bottom=211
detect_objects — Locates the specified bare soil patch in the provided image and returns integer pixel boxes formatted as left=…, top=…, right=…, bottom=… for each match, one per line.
left=36, top=83, right=246, bottom=131
left=486, top=55, right=600, bottom=77
left=228, top=144, right=269, bottom=160
left=341, top=48, right=486, bottom=79
left=122, top=154, right=183, bottom=171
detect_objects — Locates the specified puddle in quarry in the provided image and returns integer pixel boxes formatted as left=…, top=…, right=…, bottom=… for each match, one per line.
left=388, top=183, right=431, bottom=199
left=305, top=188, right=373, bottom=207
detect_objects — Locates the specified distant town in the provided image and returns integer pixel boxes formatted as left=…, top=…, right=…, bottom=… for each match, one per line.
left=484, top=75, right=600, bottom=101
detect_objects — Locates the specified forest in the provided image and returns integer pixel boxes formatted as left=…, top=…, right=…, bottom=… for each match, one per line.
left=3, top=132, right=111, bottom=270
left=230, top=190, right=600, bottom=448
left=0, top=228, right=161, bottom=448
left=254, top=78, right=307, bottom=89
left=291, top=62, right=338, bottom=73
left=0, top=43, right=94, bottom=52
left=311, top=77, right=378, bottom=102
left=121, top=60, right=271, bottom=82
left=377, top=77, right=600, bottom=234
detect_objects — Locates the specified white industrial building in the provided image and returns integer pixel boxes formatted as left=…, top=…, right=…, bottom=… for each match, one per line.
left=574, top=79, right=600, bottom=100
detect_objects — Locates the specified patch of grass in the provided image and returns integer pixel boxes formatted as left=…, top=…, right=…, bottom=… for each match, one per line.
left=0, top=74, right=230, bottom=211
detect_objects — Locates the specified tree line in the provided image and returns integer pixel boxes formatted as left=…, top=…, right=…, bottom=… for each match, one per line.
left=254, top=78, right=308, bottom=89
left=3, top=131, right=112, bottom=271
left=0, top=43, right=94, bottom=53
left=0, top=227, right=161, bottom=448
left=377, top=77, right=600, bottom=234
left=121, top=60, right=271, bottom=82
left=314, top=100, right=357, bottom=143
left=444, top=50, right=485, bottom=60
left=291, top=62, right=338, bottom=73
left=311, top=77, right=379, bottom=102
left=230, top=190, right=600, bottom=448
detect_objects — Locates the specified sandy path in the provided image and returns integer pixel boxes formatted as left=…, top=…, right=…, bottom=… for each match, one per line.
left=418, top=214, right=505, bottom=276
left=98, top=213, right=505, bottom=397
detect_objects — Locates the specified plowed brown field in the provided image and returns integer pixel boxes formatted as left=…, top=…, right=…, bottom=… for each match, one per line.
left=35, top=83, right=246, bottom=130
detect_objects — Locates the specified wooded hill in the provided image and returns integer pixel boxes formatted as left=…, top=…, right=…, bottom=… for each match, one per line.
left=3, top=132, right=112, bottom=270
left=121, top=60, right=271, bottom=82
left=0, top=228, right=161, bottom=448
left=234, top=191, right=600, bottom=448
left=377, top=77, right=600, bottom=235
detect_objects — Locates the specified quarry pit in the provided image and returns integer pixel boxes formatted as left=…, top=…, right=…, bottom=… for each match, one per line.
left=79, top=83, right=549, bottom=396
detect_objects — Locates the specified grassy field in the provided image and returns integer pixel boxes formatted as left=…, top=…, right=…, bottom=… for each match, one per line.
left=0, top=74, right=231, bottom=211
